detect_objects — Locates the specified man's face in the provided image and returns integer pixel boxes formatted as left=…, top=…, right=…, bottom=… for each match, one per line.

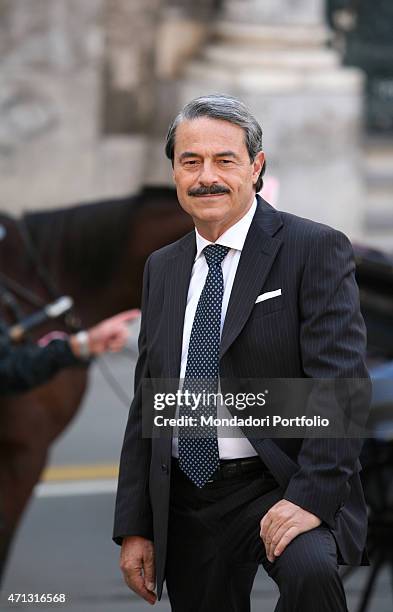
left=172, top=117, right=264, bottom=230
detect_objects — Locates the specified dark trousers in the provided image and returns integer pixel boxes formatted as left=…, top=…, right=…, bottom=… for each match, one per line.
left=166, top=461, right=348, bottom=612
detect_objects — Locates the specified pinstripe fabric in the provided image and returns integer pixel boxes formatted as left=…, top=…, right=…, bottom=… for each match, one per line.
left=166, top=464, right=348, bottom=612
left=113, top=195, right=371, bottom=600
left=263, top=526, right=348, bottom=612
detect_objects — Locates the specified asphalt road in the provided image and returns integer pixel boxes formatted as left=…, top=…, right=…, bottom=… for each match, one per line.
left=1, top=332, right=391, bottom=611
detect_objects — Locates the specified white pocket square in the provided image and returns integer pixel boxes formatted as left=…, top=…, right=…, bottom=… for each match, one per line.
left=255, top=289, right=282, bottom=304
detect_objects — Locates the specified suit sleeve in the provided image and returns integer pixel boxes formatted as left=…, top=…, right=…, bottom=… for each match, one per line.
left=283, top=228, right=371, bottom=528
left=113, top=255, right=153, bottom=544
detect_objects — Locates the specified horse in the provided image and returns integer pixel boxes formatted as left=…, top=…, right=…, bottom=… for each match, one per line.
left=0, top=185, right=193, bottom=569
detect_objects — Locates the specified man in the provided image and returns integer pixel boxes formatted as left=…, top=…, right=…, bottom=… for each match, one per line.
left=113, top=94, right=370, bottom=611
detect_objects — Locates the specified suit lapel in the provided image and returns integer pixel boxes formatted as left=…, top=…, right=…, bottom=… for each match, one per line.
left=163, top=231, right=196, bottom=378
left=220, top=197, right=283, bottom=359
left=161, top=197, right=284, bottom=372
left=158, top=233, right=195, bottom=460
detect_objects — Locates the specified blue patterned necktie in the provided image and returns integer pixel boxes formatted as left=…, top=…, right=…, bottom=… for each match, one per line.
left=178, top=243, right=230, bottom=487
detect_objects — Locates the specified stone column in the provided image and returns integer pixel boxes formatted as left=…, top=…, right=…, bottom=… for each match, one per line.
left=163, top=0, right=366, bottom=240
left=224, top=0, right=324, bottom=25
left=102, top=0, right=161, bottom=134
left=143, top=0, right=222, bottom=185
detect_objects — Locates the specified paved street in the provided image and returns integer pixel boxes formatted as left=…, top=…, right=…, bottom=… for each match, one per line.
left=1, top=340, right=391, bottom=612
left=2, top=488, right=391, bottom=612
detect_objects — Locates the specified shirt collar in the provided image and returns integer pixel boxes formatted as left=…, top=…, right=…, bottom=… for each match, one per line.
left=194, top=197, right=257, bottom=261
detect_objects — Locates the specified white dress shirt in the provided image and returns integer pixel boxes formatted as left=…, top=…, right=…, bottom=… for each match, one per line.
left=172, top=197, right=258, bottom=459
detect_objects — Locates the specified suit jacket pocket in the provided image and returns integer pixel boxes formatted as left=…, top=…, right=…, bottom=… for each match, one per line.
left=251, top=295, right=285, bottom=318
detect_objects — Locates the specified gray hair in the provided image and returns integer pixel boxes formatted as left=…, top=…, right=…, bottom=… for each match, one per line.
left=165, top=94, right=266, bottom=192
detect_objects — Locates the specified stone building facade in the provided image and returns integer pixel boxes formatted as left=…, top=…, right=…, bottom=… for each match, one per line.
left=0, top=0, right=390, bottom=248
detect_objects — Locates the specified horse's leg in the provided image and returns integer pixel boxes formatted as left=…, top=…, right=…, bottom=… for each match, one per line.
left=0, top=527, right=12, bottom=584
left=0, top=369, right=88, bottom=580
left=0, top=432, right=50, bottom=583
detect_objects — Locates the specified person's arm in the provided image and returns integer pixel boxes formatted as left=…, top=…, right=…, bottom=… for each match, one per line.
left=0, top=310, right=138, bottom=395
left=0, top=337, right=83, bottom=394
left=113, top=256, right=156, bottom=604
left=282, top=227, right=371, bottom=525
left=260, top=227, right=371, bottom=562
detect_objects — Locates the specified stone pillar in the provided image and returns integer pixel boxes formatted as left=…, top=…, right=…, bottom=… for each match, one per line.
left=157, top=0, right=366, bottom=240
left=224, top=0, right=324, bottom=25
left=143, top=0, right=222, bottom=185
left=102, top=0, right=161, bottom=134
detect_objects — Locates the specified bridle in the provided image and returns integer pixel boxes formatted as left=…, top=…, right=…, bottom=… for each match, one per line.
left=0, top=214, right=133, bottom=407
left=0, top=216, right=82, bottom=332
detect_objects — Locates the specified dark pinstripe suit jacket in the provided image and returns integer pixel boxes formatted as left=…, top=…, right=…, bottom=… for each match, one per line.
left=113, top=195, right=371, bottom=598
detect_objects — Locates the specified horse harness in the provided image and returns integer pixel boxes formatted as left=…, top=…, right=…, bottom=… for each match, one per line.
left=0, top=216, right=132, bottom=407
left=0, top=216, right=81, bottom=334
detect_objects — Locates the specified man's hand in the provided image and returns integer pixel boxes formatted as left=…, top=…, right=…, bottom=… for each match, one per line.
left=120, top=536, right=157, bottom=605
left=260, top=499, right=321, bottom=563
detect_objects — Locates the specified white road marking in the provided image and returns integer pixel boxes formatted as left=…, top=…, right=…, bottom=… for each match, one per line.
left=35, top=479, right=118, bottom=498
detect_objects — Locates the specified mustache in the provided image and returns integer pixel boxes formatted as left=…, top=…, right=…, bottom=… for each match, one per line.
left=188, top=184, right=230, bottom=197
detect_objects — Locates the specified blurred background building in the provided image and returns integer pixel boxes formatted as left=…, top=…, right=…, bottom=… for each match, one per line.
left=0, top=0, right=392, bottom=248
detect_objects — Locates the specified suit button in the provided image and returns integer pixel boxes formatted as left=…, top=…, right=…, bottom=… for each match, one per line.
left=161, top=463, right=168, bottom=473
left=335, top=501, right=345, bottom=517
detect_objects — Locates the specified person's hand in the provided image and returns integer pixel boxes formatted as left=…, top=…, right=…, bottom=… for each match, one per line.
left=260, top=499, right=321, bottom=563
left=70, top=310, right=140, bottom=358
left=87, top=310, right=140, bottom=355
left=120, top=536, right=156, bottom=605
